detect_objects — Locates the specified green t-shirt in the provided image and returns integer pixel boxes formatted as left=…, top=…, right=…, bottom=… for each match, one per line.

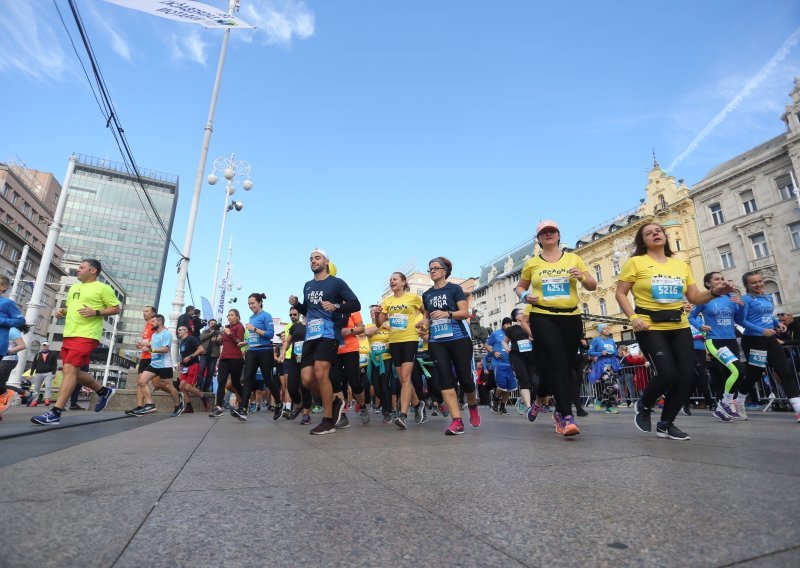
left=63, top=281, right=120, bottom=340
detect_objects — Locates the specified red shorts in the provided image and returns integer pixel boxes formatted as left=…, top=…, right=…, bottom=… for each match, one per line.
left=180, top=364, right=200, bottom=386
left=61, top=337, right=100, bottom=367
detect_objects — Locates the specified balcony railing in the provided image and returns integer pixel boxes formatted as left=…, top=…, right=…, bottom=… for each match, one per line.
left=749, top=254, right=776, bottom=270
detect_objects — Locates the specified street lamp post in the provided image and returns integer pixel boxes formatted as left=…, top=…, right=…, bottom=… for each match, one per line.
left=208, top=154, right=252, bottom=314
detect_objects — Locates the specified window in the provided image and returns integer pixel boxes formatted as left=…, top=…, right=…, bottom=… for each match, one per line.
left=582, top=303, right=589, bottom=315
left=612, top=256, right=621, bottom=275
left=9, top=248, right=19, bottom=261
left=777, top=178, right=795, bottom=201
left=674, top=238, right=682, bottom=251
left=764, top=281, right=782, bottom=307
left=10, top=192, right=18, bottom=205
left=0, top=183, right=8, bottom=197
left=750, top=232, right=769, bottom=259
left=23, top=259, right=32, bottom=272
left=718, top=244, right=735, bottom=269
left=594, top=264, right=602, bottom=282
left=789, top=222, right=800, bottom=250
left=710, top=203, right=724, bottom=226
left=740, top=190, right=757, bottom=215
left=0, top=239, right=5, bottom=256
left=599, top=298, right=607, bottom=316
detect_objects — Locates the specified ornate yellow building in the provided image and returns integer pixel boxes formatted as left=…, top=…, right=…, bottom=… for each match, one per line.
left=574, top=159, right=706, bottom=341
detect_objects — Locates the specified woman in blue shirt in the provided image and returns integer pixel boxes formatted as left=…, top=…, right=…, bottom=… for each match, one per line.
left=735, top=271, right=799, bottom=422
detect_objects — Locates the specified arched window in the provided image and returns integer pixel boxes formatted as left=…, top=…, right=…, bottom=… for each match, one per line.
left=763, top=280, right=782, bottom=308
left=599, top=298, right=607, bottom=316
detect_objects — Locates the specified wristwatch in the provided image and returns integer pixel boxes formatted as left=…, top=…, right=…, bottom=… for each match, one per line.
left=95, top=310, right=101, bottom=317
left=334, top=303, right=341, bottom=310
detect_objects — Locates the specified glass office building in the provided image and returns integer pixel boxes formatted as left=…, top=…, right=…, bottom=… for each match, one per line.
left=59, top=154, right=179, bottom=353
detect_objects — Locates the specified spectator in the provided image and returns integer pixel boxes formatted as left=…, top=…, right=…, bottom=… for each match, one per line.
left=29, top=341, right=59, bottom=407
left=199, top=319, right=221, bottom=392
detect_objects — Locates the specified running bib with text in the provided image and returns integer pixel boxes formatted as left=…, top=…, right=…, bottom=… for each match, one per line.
left=430, top=318, right=453, bottom=340
left=541, top=276, right=570, bottom=300
left=294, top=341, right=304, bottom=357
left=359, top=353, right=368, bottom=366
left=748, top=349, right=767, bottom=368
left=306, top=319, right=324, bottom=341
left=371, top=342, right=388, bottom=355
left=651, top=276, right=683, bottom=303
left=389, top=314, right=409, bottom=330
left=716, top=346, right=737, bottom=366
left=517, top=339, right=532, bottom=353
left=247, top=331, right=260, bottom=347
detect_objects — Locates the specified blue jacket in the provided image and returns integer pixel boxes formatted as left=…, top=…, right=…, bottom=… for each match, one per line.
left=736, top=294, right=779, bottom=337
left=0, top=298, right=26, bottom=358
left=688, top=295, right=739, bottom=340
left=588, top=336, right=617, bottom=357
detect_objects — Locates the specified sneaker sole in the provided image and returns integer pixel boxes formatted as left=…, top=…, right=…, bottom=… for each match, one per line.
left=394, top=419, right=407, bottom=430
left=444, top=429, right=464, bottom=435
left=656, top=431, right=691, bottom=440
left=138, top=408, right=157, bottom=415
left=310, top=428, right=336, bottom=435
left=31, top=418, right=60, bottom=426
left=562, top=425, right=580, bottom=436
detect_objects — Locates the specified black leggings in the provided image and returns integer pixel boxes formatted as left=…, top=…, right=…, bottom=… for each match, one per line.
left=740, top=335, right=799, bottom=398
left=690, top=350, right=713, bottom=405
left=240, top=349, right=279, bottom=409
left=372, top=363, right=393, bottom=416
left=285, top=359, right=312, bottom=410
left=428, top=338, right=475, bottom=394
left=529, top=312, right=582, bottom=416
left=216, top=358, right=243, bottom=407
left=335, top=352, right=364, bottom=395
left=414, top=355, right=443, bottom=404
left=509, top=351, right=537, bottom=392
left=635, top=328, right=694, bottom=423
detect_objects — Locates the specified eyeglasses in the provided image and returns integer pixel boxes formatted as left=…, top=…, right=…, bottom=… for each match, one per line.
left=428, top=267, right=444, bottom=272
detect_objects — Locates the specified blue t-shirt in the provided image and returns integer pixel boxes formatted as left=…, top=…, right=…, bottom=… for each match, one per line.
left=0, top=297, right=26, bottom=359
left=3, top=327, right=22, bottom=361
left=736, top=294, right=778, bottom=337
left=588, top=336, right=617, bottom=357
left=150, top=329, right=173, bottom=369
left=421, top=282, right=469, bottom=342
left=247, top=310, right=274, bottom=350
left=299, top=276, right=360, bottom=342
left=689, top=296, right=738, bottom=340
left=485, top=329, right=510, bottom=366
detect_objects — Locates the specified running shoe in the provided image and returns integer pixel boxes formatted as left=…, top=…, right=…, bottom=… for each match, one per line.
left=593, top=399, right=603, bottom=411
left=28, top=399, right=38, bottom=408
left=184, top=403, right=195, bottom=414
left=552, top=411, right=564, bottom=435
left=178, top=392, right=185, bottom=407
left=656, top=422, right=690, bottom=441
left=634, top=400, right=652, bottom=433
left=712, top=406, right=732, bottom=422
left=576, top=408, right=589, bottom=417
left=430, top=406, right=439, bottom=417
left=562, top=415, right=580, bottom=436
left=444, top=418, right=465, bottom=436
left=414, top=402, right=426, bottom=424
left=45, top=398, right=51, bottom=406
left=68, top=404, right=85, bottom=411
left=247, top=402, right=256, bottom=413
left=300, top=414, right=311, bottom=425
left=468, top=405, right=481, bottom=427
left=681, top=404, right=692, bottom=416
left=311, top=405, right=322, bottom=414
left=310, top=419, right=336, bottom=435
left=490, top=401, right=498, bottom=414
left=0, top=390, right=17, bottom=414
left=605, top=406, right=619, bottom=414
left=124, top=406, right=143, bottom=417
left=273, top=404, right=283, bottom=421
left=394, top=413, right=407, bottom=430
left=31, top=410, right=60, bottom=426
left=336, top=413, right=350, bottom=429
left=541, top=405, right=551, bottom=413
left=517, top=398, right=526, bottom=415
left=382, top=414, right=392, bottom=424
left=230, top=406, right=247, bottom=421
left=209, top=406, right=224, bottom=418
left=332, top=397, right=345, bottom=426
left=171, top=404, right=185, bottom=418
left=718, top=400, right=739, bottom=419
left=360, top=408, right=371, bottom=425
left=290, top=407, right=302, bottom=420
left=137, top=404, right=157, bottom=415
left=440, top=403, right=449, bottom=417
left=734, top=399, right=748, bottom=420
left=528, top=403, right=540, bottom=423
left=94, top=387, right=116, bottom=412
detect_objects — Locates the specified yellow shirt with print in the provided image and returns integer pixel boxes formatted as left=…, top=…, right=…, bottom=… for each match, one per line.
left=358, top=336, right=370, bottom=368
left=63, top=281, right=120, bottom=340
left=521, top=252, right=586, bottom=316
left=618, top=255, right=695, bottom=331
left=366, top=323, right=392, bottom=361
left=381, top=293, right=423, bottom=343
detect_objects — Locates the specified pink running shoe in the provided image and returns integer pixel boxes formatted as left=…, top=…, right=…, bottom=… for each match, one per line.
left=468, top=405, right=481, bottom=427
left=445, top=418, right=465, bottom=435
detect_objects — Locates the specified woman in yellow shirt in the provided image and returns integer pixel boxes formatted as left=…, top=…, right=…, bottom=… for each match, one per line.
left=378, top=272, right=424, bottom=430
left=616, top=223, right=733, bottom=441
left=514, top=220, right=596, bottom=437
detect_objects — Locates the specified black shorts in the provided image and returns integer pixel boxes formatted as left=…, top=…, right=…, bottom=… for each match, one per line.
left=389, top=341, right=418, bottom=365
left=274, top=362, right=285, bottom=376
left=144, top=366, right=174, bottom=380
left=299, top=338, right=339, bottom=369
left=138, top=358, right=152, bottom=373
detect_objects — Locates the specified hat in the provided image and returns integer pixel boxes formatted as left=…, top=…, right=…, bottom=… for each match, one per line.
left=311, top=248, right=329, bottom=260
left=502, top=317, right=513, bottom=326
left=536, top=219, right=559, bottom=235
left=597, top=324, right=607, bottom=333
left=41, top=341, right=49, bottom=346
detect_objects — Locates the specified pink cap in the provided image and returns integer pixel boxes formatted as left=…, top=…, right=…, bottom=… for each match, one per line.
left=536, top=219, right=559, bottom=235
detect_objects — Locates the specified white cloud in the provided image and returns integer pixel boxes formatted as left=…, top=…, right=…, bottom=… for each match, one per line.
left=0, top=2, right=70, bottom=80
left=170, top=29, right=209, bottom=66
left=240, top=0, right=315, bottom=47
left=88, top=4, right=133, bottom=62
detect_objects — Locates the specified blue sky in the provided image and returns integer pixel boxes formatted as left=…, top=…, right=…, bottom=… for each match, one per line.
left=2, top=0, right=799, bottom=323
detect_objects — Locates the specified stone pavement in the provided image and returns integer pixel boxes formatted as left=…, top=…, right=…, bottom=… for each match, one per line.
left=1, top=404, right=798, bottom=567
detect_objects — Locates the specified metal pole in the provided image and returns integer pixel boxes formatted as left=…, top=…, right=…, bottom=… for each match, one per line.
left=210, top=157, right=234, bottom=311
left=169, top=1, right=236, bottom=363
left=102, top=313, right=120, bottom=386
left=8, top=245, right=29, bottom=302
left=8, top=156, right=77, bottom=386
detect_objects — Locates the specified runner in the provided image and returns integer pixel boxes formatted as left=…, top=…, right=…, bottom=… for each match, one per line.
left=689, top=272, right=743, bottom=421
left=176, top=324, right=205, bottom=413
left=513, top=221, right=596, bottom=437
left=486, top=317, right=515, bottom=415
left=129, top=306, right=157, bottom=414
left=615, top=223, right=734, bottom=440
left=232, top=293, right=280, bottom=422
left=735, top=271, right=800, bottom=421
left=505, top=307, right=538, bottom=420
left=366, top=305, right=394, bottom=423
left=125, top=315, right=183, bottom=417
left=289, top=249, right=361, bottom=435
left=378, top=272, right=424, bottom=430
left=418, top=256, right=480, bottom=435
left=279, top=307, right=311, bottom=423
left=335, top=310, right=369, bottom=427
left=412, top=313, right=440, bottom=419
left=0, top=322, right=28, bottom=415
left=32, top=259, right=120, bottom=426
left=208, top=309, right=245, bottom=418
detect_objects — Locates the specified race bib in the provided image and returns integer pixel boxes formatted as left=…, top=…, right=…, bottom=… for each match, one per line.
left=181, top=366, right=189, bottom=374
left=247, top=330, right=260, bottom=347
left=306, top=319, right=324, bottom=341
left=517, top=339, right=532, bottom=353
left=716, top=346, right=738, bottom=366
left=389, top=313, right=409, bottom=330
left=371, top=341, right=388, bottom=355
left=417, top=338, right=424, bottom=352
left=748, top=349, right=767, bottom=368
left=359, top=353, right=368, bottom=366
left=651, top=276, right=683, bottom=303
left=294, top=341, right=304, bottom=357
left=430, top=318, right=453, bottom=340
left=541, top=276, right=570, bottom=300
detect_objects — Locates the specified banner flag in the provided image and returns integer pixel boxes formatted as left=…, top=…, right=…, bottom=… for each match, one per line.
left=102, top=0, right=255, bottom=29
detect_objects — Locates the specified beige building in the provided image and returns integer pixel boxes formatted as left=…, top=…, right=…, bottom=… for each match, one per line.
left=690, top=78, right=800, bottom=316
left=574, top=160, right=706, bottom=340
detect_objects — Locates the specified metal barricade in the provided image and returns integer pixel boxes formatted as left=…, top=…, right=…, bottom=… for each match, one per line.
left=578, top=362, right=654, bottom=406
left=753, top=345, right=800, bottom=411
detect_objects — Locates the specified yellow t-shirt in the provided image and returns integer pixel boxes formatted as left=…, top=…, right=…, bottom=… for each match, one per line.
left=63, top=281, right=120, bottom=340
left=366, top=323, right=392, bottom=361
left=618, top=254, right=695, bottom=331
left=358, top=336, right=370, bottom=368
left=521, top=252, right=587, bottom=316
left=381, top=293, right=423, bottom=343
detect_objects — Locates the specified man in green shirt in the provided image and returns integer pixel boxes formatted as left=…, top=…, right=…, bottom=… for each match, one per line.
left=32, top=259, right=121, bottom=426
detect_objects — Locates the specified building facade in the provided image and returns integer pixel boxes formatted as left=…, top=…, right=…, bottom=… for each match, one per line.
left=473, top=241, right=535, bottom=332
left=690, top=78, right=800, bottom=316
left=58, top=155, right=179, bottom=353
left=0, top=161, right=67, bottom=348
